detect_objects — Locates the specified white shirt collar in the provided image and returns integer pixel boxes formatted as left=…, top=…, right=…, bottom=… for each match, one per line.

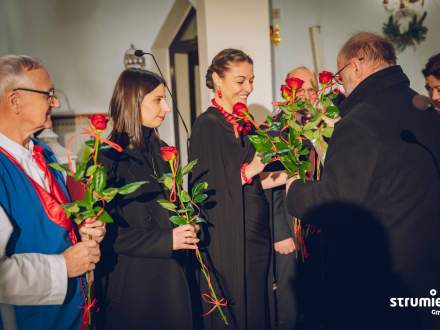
left=0, top=132, right=35, bottom=161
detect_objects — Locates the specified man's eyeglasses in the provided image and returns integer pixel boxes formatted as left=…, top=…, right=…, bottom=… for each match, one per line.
left=13, top=87, right=58, bottom=103
left=333, top=57, right=364, bottom=85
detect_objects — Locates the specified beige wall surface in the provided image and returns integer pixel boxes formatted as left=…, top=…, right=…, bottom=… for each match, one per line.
left=271, top=0, right=440, bottom=96
left=197, top=0, right=274, bottom=121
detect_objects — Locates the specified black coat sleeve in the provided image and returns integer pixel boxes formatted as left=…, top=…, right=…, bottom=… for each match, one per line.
left=272, top=187, right=292, bottom=242
left=286, top=104, right=379, bottom=224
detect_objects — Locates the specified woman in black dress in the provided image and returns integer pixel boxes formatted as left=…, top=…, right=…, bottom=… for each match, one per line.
left=189, top=49, right=287, bottom=330
left=97, top=69, right=198, bottom=330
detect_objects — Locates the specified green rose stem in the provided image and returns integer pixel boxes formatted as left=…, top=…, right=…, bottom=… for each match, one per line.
left=86, top=130, right=101, bottom=327
left=196, top=249, right=228, bottom=325
left=93, top=133, right=100, bottom=166
left=165, top=156, right=228, bottom=324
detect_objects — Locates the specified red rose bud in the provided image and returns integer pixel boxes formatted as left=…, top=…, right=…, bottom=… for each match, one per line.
left=160, top=146, right=178, bottom=162
left=285, top=77, right=304, bottom=90
left=280, top=84, right=292, bottom=99
left=319, top=71, right=333, bottom=84
left=89, top=114, right=108, bottom=130
left=232, top=102, right=248, bottom=118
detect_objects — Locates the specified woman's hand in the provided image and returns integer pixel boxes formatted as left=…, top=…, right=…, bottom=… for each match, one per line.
left=274, top=237, right=296, bottom=255
left=79, top=218, right=106, bottom=243
left=172, top=224, right=200, bottom=250
left=242, top=153, right=266, bottom=185
left=260, top=170, right=288, bottom=190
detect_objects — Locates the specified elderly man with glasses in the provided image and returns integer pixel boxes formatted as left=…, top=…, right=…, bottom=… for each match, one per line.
left=285, top=33, right=440, bottom=330
left=0, top=55, right=105, bottom=330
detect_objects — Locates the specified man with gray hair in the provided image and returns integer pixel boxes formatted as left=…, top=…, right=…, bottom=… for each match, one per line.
left=0, top=55, right=104, bottom=330
left=286, top=33, right=440, bottom=329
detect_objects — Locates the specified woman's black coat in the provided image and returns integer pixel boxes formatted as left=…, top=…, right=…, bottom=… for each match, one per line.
left=96, top=130, right=193, bottom=330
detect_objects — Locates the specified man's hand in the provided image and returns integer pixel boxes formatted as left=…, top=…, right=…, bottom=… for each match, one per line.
left=274, top=237, right=296, bottom=255
left=79, top=218, right=106, bottom=243
left=63, top=240, right=100, bottom=278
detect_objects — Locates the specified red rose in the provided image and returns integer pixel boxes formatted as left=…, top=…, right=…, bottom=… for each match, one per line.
left=285, top=77, right=304, bottom=90
left=160, top=146, right=178, bottom=162
left=280, top=84, right=292, bottom=99
left=89, top=114, right=108, bottom=130
left=232, top=102, right=248, bottom=118
left=319, top=71, right=333, bottom=84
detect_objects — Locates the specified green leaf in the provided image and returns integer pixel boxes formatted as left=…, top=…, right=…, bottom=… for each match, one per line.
left=177, top=207, right=193, bottom=214
left=303, top=129, right=315, bottom=142
left=175, top=168, right=183, bottom=187
left=179, top=190, right=191, bottom=203
left=192, top=181, right=208, bottom=197
left=248, top=134, right=272, bottom=153
left=169, top=215, right=187, bottom=226
left=280, top=154, right=298, bottom=175
left=84, top=189, right=93, bottom=206
left=78, top=209, right=96, bottom=219
left=279, top=104, right=292, bottom=114
left=157, top=199, right=177, bottom=211
left=304, top=101, right=318, bottom=116
left=85, top=139, right=95, bottom=149
left=74, top=162, right=87, bottom=181
left=299, top=147, right=310, bottom=156
left=193, top=193, right=208, bottom=204
left=322, top=126, right=334, bottom=138
left=300, top=160, right=311, bottom=172
left=303, top=114, right=322, bottom=130
left=102, top=187, right=119, bottom=202
left=288, top=118, right=302, bottom=132
left=91, top=166, right=107, bottom=193
left=181, top=159, right=198, bottom=176
left=49, top=162, right=69, bottom=174
left=81, top=145, right=93, bottom=164
left=158, top=173, right=173, bottom=190
left=261, top=152, right=274, bottom=164
left=74, top=217, right=84, bottom=225
left=118, top=181, right=147, bottom=195
left=61, top=202, right=80, bottom=213
left=325, top=105, right=340, bottom=119
left=86, top=165, right=99, bottom=177
left=97, top=209, right=114, bottom=223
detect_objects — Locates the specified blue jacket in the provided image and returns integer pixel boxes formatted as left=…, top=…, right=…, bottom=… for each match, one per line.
left=0, top=138, right=83, bottom=330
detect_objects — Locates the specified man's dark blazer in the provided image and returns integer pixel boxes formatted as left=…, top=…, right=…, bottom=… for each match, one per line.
left=287, top=66, right=440, bottom=330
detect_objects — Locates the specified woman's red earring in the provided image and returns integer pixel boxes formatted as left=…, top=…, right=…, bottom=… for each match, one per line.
left=217, top=89, right=223, bottom=98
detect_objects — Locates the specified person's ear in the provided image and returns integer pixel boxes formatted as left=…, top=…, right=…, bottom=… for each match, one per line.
left=212, top=72, right=222, bottom=91
left=352, top=58, right=363, bottom=79
left=6, top=90, right=20, bottom=114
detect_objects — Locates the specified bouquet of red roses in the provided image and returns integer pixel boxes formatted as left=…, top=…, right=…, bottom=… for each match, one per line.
left=248, top=71, right=341, bottom=180
left=247, top=71, right=342, bottom=259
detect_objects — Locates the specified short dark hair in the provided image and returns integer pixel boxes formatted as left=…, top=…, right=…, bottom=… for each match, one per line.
left=206, top=48, right=253, bottom=90
left=109, top=68, right=165, bottom=148
left=422, top=53, right=440, bottom=79
left=339, top=32, right=396, bottom=65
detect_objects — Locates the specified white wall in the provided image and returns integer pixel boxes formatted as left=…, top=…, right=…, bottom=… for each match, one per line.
left=271, top=0, right=440, bottom=95
left=197, top=0, right=274, bottom=120
left=0, top=0, right=175, bottom=118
